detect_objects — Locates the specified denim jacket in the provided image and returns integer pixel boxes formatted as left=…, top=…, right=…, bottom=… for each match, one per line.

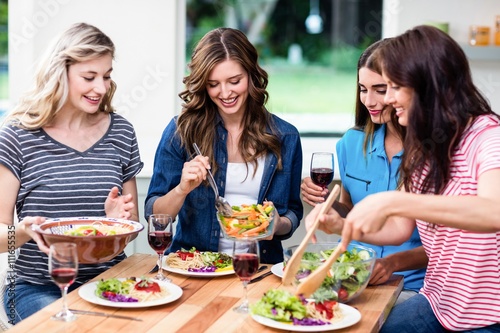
left=145, top=114, right=303, bottom=264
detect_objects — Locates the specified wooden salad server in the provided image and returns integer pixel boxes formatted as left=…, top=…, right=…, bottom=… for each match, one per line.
left=294, top=240, right=345, bottom=298
left=281, top=184, right=340, bottom=286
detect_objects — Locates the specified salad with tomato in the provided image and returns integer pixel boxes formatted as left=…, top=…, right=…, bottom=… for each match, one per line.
left=63, top=224, right=125, bottom=236
left=95, top=277, right=163, bottom=302
left=251, top=289, right=341, bottom=326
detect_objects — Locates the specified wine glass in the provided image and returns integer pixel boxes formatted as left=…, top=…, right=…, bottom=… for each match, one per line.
left=232, top=238, right=260, bottom=313
left=48, top=242, right=78, bottom=322
left=148, top=214, right=173, bottom=282
left=310, top=152, right=334, bottom=194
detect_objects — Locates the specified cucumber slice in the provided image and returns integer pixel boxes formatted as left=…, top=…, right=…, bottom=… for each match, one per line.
left=357, top=250, right=371, bottom=260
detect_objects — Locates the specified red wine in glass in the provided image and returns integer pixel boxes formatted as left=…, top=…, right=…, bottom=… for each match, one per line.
left=233, top=253, right=259, bottom=281
left=311, top=167, right=334, bottom=188
left=310, top=152, right=335, bottom=201
left=48, top=242, right=78, bottom=322
left=148, top=231, right=173, bottom=254
left=50, top=268, right=77, bottom=286
left=232, top=239, right=259, bottom=313
left=148, top=214, right=173, bottom=282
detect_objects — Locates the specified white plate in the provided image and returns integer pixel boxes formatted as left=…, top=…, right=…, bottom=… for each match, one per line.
left=251, top=303, right=361, bottom=331
left=78, top=278, right=183, bottom=308
left=271, top=262, right=284, bottom=278
left=162, top=259, right=235, bottom=277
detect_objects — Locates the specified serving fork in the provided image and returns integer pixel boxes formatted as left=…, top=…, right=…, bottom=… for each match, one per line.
left=193, top=143, right=233, bottom=216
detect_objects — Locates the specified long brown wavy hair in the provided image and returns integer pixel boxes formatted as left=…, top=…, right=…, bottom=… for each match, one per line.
left=177, top=27, right=282, bottom=175
left=373, top=25, right=496, bottom=194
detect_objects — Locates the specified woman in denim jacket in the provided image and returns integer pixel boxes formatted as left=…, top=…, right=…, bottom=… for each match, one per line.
left=145, top=28, right=303, bottom=264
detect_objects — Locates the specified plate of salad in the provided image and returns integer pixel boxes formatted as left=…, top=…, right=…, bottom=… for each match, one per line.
left=162, top=247, right=234, bottom=277
left=79, top=277, right=183, bottom=308
left=250, top=289, right=361, bottom=331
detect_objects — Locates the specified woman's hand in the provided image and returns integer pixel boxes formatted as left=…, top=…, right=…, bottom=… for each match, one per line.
left=304, top=202, right=344, bottom=242
left=368, top=257, right=396, bottom=285
left=176, top=155, right=209, bottom=196
left=261, top=203, right=280, bottom=241
left=17, top=216, right=50, bottom=254
left=301, top=177, right=328, bottom=206
left=105, top=186, right=135, bottom=219
left=342, top=192, right=392, bottom=241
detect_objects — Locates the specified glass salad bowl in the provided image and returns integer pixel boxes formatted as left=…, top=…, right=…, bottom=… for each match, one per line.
left=283, top=242, right=376, bottom=303
left=217, top=202, right=276, bottom=241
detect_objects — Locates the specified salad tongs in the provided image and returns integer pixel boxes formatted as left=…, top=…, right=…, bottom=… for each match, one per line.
left=282, top=184, right=340, bottom=287
left=294, top=239, right=345, bottom=298
left=193, top=143, right=233, bottom=216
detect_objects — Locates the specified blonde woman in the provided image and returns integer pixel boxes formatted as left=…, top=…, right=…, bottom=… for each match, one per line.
left=0, top=22, right=143, bottom=324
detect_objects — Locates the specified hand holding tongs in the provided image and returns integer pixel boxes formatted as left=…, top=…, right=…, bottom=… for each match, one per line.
left=193, top=143, right=233, bottom=216
left=282, top=184, right=340, bottom=287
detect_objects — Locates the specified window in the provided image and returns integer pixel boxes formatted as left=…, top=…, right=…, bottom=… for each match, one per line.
left=185, top=0, right=383, bottom=136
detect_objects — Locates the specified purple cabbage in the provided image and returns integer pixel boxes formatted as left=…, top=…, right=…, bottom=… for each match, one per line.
left=292, top=317, right=329, bottom=326
left=102, top=292, right=138, bottom=303
left=295, top=270, right=312, bottom=280
left=188, top=266, right=217, bottom=273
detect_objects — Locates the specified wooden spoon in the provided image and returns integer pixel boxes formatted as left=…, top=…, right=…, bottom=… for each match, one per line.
left=294, top=242, right=345, bottom=298
left=281, top=184, right=340, bottom=286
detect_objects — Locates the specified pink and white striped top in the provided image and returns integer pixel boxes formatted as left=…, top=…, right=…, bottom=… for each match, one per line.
left=414, top=115, right=500, bottom=330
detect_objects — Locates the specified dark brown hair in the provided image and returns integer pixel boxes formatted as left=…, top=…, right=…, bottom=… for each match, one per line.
left=375, top=25, right=496, bottom=194
left=354, top=39, right=405, bottom=155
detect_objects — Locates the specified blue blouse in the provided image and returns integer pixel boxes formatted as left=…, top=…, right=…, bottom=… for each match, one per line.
left=145, top=114, right=303, bottom=264
left=336, top=124, right=426, bottom=292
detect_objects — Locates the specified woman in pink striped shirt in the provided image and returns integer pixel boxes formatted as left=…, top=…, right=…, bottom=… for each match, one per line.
left=306, top=25, right=500, bottom=332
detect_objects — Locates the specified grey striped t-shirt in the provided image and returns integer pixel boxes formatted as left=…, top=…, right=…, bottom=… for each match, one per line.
left=0, top=112, right=143, bottom=286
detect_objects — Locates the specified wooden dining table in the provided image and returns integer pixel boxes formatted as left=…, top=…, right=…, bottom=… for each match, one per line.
left=6, top=253, right=403, bottom=333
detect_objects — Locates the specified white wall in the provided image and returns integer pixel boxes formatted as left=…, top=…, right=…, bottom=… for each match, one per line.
left=382, top=0, right=500, bottom=111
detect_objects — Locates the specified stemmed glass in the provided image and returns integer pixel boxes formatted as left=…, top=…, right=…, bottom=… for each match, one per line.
left=310, top=152, right=334, bottom=194
left=148, top=214, right=173, bottom=282
left=232, top=238, right=260, bottom=313
left=48, top=242, right=78, bottom=322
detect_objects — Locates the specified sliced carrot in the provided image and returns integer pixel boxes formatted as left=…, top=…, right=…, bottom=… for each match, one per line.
left=241, top=219, right=269, bottom=236
left=240, top=233, right=258, bottom=237
left=226, top=227, right=240, bottom=236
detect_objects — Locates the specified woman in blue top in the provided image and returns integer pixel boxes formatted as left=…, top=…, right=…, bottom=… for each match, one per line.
left=301, top=39, right=427, bottom=302
left=145, top=28, right=303, bottom=264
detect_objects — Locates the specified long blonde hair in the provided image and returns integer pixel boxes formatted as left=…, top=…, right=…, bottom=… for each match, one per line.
left=5, top=22, right=116, bottom=129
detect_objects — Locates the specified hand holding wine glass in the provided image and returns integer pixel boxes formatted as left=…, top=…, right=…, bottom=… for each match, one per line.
left=49, top=242, right=78, bottom=322
left=310, top=152, right=334, bottom=197
left=232, top=238, right=260, bottom=313
left=148, top=214, right=173, bottom=282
